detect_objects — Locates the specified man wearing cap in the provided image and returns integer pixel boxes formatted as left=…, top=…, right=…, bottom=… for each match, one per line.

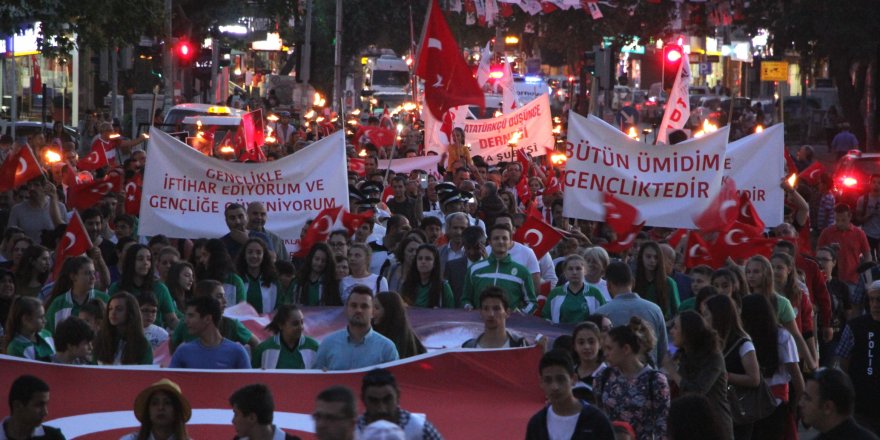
left=230, top=384, right=302, bottom=440
left=247, top=202, right=290, bottom=262
left=123, top=379, right=191, bottom=440
left=356, top=369, right=444, bottom=439
left=836, top=281, right=880, bottom=433
left=2, top=375, right=65, bottom=440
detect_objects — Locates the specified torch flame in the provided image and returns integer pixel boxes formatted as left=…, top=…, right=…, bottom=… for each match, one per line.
left=267, top=114, right=279, bottom=122
left=109, top=133, right=121, bottom=139
left=358, top=149, right=367, bottom=157
left=787, top=173, right=798, bottom=188
left=627, top=126, right=639, bottom=139
left=304, top=110, right=316, bottom=120
left=219, top=145, right=235, bottom=154
left=402, top=102, right=417, bottom=112
left=552, top=125, right=562, bottom=134
left=550, top=152, right=568, bottom=165
left=44, top=150, right=62, bottom=163
left=755, top=124, right=764, bottom=133
left=508, top=131, right=522, bottom=146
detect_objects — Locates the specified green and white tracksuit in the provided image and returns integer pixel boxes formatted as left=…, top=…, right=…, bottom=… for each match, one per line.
left=252, top=334, right=320, bottom=369
left=243, top=274, right=279, bottom=314
left=542, top=282, right=607, bottom=324
left=6, top=330, right=55, bottom=361
left=45, top=289, right=109, bottom=333
left=462, top=254, right=537, bottom=313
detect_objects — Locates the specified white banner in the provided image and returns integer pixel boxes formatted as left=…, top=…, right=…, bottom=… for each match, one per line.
left=462, top=94, right=554, bottom=165
left=657, top=54, right=691, bottom=144
left=724, top=124, right=785, bottom=227
left=383, top=154, right=443, bottom=175
left=141, top=128, right=349, bottom=248
left=562, top=113, right=729, bottom=229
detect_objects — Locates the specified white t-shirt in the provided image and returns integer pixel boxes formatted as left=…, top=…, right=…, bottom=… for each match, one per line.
left=340, top=274, right=388, bottom=303
left=143, top=324, right=169, bottom=350
left=767, top=328, right=799, bottom=387
left=586, top=279, right=611, bottom=302
left=547, top=405, right=580, bottom=440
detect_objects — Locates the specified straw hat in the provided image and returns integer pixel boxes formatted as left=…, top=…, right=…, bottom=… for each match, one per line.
left=133, top=379, right=192, bottom=423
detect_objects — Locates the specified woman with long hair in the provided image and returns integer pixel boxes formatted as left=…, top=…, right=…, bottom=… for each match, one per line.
left=711, top=267, right=749, bottom=307
left=499, top=190, right=519, bottom=215
left=770, top=252, right=817, bottom=364
left=165, top=262, right=194, bottom=313
left=0, top=269, right=15, bottom=333
left=252, top=304, right=320, bottom=369
left=740, top=294, right=804, bottom=440
left=386, top=236, right=424, bottom=293
left=400, top=244, right=453, bottom=308
left=571, top=321, right=606, bottom=401
left=633, top=241, right=680, bottom=319
left=235, top=238, right=280, bottom=314
left=543, top=254, right=606, bottom=324
left=195, top=238, right=245, bottom=307
left=45, top=256, right=109, bottom=333
left=664, top=310, right=733, bottom=438
left=340, top=243, right=388, bottom=302
left=121, top=379, right=191, bottom=440
left=154, top=246, right=180, bottom=284
left=293, top=243, right=341, bottom=306
left=744, top=255, right=817, bottom=370
left=110, top=244, right=179, bottom=330
left=94, top=292, right=152, bottom=365
left=703, top=294, right=762, bottom=440
left=594, top=316, right=670, bottom=440
left=3, top=296, right=54, bottom=360
left=373, top=291, right=426, bottom=359
left=14, top=245, right=52, bottom=299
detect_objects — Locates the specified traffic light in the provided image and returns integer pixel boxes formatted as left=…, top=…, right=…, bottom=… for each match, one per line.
left=583, top=51, right=596, bottom=75
left=175, top=39, right=194, bottom=66
left=662, top=44, right=684, bottom=92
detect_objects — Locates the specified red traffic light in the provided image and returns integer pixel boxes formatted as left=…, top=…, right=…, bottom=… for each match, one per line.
left=666, top=47, right=682, bottom=63
left=662, top=44, right=684, bottom=91
left=175, top=40, right=194, bottom=62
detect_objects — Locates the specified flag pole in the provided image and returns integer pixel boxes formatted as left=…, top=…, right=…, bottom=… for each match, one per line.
left=411, top=0, right=434, bottom=77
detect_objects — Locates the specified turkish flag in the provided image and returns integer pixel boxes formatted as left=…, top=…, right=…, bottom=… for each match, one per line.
left=602, top=222, right=645, bottom=254
left=798, top=161, right=825, bottom=185
left=543, top=171, right=562, bottom=196
left=238, top=111, right=267, bottom=162
left=341, top=209, right=374, bottom=235
left=0, top=146, right=43, bottom=192
left=712, top=224, right=779, bottom=262
left=666, top=228, right=689, bottom=248
left=53, top=211, right=93, bottom=278
left=67, top=175, right=120, bottom=211
left=348, top=158, right=366, bottom=176
left=684, top=231, right=716, bottom=268
left=692, top=177, right=738, bottom=233
left=124, top=173, right=143, bottom=215
left=295, top=206, right=343, bottom=257
left=415, top=0, right=485, bottom=120
left=516, top=177, right=531, bottom=205
left=514, top=215, right=564, bottom=259
left=602, top=192, right=640, bottom=236
left=76, top=145, right=109, bottom=171
left=736, top=192, right=766, bottom=236
left=783, top=149, right=798, bottom=175
left=361, top=126, right=397, bottom=148
left=516, top=149, right=531, bottom=172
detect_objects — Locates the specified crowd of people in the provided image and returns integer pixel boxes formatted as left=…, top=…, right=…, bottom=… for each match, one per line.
left=0, top=104, right=879, bottom=440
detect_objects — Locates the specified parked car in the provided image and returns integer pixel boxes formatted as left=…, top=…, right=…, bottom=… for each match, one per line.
left=832, top=150, right=879, bottom=207
left=0, top=120, right=80, bottom=146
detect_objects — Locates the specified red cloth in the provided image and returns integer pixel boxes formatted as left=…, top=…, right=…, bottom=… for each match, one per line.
left=0, top=146, right=42, bottom=192
left=90, top=137, right=120, bottom=166
left=796, top=254, right=832, bottom=328
left=513, top=215, right=564, bottom=259
left=817, top=224, right=871, bottom=284
left=53, top=212, right=93, bottom=278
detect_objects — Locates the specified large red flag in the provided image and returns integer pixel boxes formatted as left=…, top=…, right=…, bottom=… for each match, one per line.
left=348, top=158, right=366, bottom=177
left=76, top=144, right=109, bottom=171
left=53, top=211, right=93, bottom=278
left=712, top=224, right=779, bottom=262
left=295, top=206, right=343, bottom=257
left=692, top=177, right=738, bottom=233
left=513, top=215, right=564, bottom=259
left=684, top=231, right=716, bottom=268
left=602, top=222, right=645, bottom=254
left=602, top=192, right=640, bottom=236
left=415, top=0, right=485, bottom=120
left=360, top=126, right=397, bottom=148
left=341, top=209, right=374, bottom=235
left=67, top=176, right=120, bottom=211
left=0, top=146, right=43, bottom=192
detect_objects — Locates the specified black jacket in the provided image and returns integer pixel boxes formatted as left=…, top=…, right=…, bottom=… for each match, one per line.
left=525, top=401, right=615, bottom=440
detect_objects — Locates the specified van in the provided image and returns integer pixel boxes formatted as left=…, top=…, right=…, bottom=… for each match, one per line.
left=362, top=54, right=411, bottom=108
left=162, top=104, right=245, bottom=131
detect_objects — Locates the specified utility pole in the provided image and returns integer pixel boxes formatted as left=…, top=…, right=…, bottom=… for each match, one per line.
left=210, top=33, right=220, bottom=104
left=333, top=0, right=343, bottom=112
left=163, top=0, right=174, bottom=113
left=300, top=0, right=313, bottom=111
left=110, top=47, right=118, bottom=121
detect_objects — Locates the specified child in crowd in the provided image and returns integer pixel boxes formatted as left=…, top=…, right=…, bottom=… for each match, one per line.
left=140, top=292, right=169, bottom=350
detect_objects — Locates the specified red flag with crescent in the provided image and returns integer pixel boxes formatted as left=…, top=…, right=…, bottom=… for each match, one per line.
left=53, top=211, right=93, bottom=278
left=76, top=143, right=109, bottom=171
left=295, top=206, right=343, bottom=257
left=602, top=222, right=645, bottom=254
left=798, top=161, right=825, bottom=185
left=513, top=215, right=564, bottom=259
left=602, top=192, right=640, bottom=236
left=0, top=146, right=43, bottom=192
left=348, top=158, right=366, bottom=176
left=736, top=192, right=765, bottom=236
left=341, top=209, right=374, bottom=236
left=712, top=223, right=779, bottom=263
left=684, top=231, right=716, bottom=268
left=67, top=175, right=120, bottom=211
left=415, top=0, right=485, bottom=120
left=124, top=173, right=143, bottom=215
left=692, top=177, right=739, bottom=233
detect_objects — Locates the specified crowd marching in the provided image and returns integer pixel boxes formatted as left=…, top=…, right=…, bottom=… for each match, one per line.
left=0, top=99, right=878, bottom=440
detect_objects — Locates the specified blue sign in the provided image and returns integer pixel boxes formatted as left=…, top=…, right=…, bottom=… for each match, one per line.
left=699, top=62, right=712, bottom=76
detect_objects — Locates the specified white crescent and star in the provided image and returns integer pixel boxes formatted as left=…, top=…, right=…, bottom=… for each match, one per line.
left=90, top=182, right=114, bottom=194
left=616, top=231, right=637, bottom=247
left=724, top=228, right=748, bottom=246
left=16, top=157, right=27, bottom=176
left=63, top=232, right=76, bottom=252
left=428, top=38, right=442, bottom=50
left=523, top=229, right=543, bottom=247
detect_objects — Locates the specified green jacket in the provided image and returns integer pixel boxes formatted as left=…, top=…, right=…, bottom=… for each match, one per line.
left=462, top=253, right=536, bottom=313
left=542, top=282, right=607, bottom=324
